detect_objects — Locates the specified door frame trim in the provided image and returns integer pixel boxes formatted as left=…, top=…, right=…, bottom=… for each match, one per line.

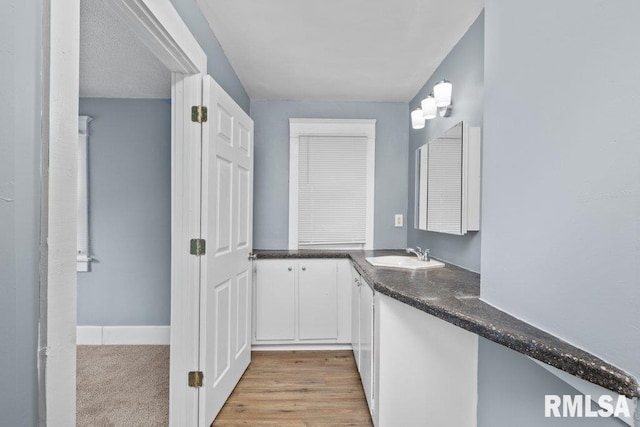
left=43, top=0, right=206, bottom=425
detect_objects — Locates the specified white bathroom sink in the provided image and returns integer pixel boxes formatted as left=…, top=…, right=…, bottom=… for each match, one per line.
left=366, top=256, right=445, bottom=270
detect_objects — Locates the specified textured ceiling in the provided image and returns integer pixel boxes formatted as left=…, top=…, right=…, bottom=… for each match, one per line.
left=79, top=0, right=170, bottom=99
left=197, top=0, right=484, bottom=102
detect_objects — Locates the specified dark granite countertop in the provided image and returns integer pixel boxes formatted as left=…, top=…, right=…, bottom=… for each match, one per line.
left=255, top=249, right=640, bottom=398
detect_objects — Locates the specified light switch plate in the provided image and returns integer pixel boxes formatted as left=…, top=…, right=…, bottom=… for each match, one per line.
left=394, top=214, right=403, bottom=227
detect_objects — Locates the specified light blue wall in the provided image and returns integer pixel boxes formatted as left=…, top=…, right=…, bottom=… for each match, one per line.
left=250, top=100, right=409, bottom=250
left=407, top=8, right=631, bottom=426
left=478, top=338, right=624, bottom=427
left=169, top=0, right=249, bottom=113
left=482, top=0, right=640, bottom=380
left=77, top=98, right=171, bottom=326
left=0, top=1, right=42, bottom=425
left=406, top=12, right=484, bottom=273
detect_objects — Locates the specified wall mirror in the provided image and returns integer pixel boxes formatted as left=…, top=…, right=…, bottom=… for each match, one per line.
left=415, top=122, right=481, bottom=235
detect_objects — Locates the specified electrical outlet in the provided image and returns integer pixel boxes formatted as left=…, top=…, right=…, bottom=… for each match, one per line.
left=394, top=214, right=403, bottom=227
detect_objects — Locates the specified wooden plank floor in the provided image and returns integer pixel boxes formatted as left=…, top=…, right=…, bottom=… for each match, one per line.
left=213, top=351, right=373, bottom=426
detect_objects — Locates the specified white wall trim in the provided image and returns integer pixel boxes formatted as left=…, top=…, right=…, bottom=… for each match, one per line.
left=169, top=72, right=203, bottom=427
left=289, top=118, right=377, bottom=138
left=252, top=344, right=353, bottom=351
left=288, top=118, right=376, bottom=250
left=77, top=326, right=171, bottom=345
left=105, top=0, right=207, bottom=74
left=41, top=1, right=81, bottom=424
left=76, top=116, right=92, bottom=272
left=76, top=326, right=102, bottom=345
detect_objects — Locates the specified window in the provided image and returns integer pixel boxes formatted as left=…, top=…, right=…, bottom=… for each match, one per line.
left=288, top=119, right=375, bottom=250
left=77, top=115, right=92, bottom=272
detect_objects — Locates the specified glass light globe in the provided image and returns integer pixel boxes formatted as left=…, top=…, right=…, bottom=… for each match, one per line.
left=433, top=80, right=452, bottom=107
left=411, top=108, right=425, bottom=129
left=421, top=96, right=437, bottom=120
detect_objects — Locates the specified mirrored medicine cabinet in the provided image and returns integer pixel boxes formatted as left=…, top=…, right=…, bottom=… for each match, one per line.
left=414, top=122, right=481, bottom=235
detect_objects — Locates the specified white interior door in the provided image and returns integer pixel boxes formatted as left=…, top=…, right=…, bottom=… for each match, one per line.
left=198, top=75, right=254, bottom=425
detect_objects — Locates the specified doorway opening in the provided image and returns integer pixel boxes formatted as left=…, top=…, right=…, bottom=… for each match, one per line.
left=75, top=0, right=172, bottom=423
left=43, top=0, right=207, bottom=424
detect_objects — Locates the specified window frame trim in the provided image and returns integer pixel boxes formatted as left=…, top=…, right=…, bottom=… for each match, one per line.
left=77, top=115, right=92, bottom=272
left=288, top=118, right=376, bottom=250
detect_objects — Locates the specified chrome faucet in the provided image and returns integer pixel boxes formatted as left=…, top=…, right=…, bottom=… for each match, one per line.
left=406, top=247, right=430, bottom=262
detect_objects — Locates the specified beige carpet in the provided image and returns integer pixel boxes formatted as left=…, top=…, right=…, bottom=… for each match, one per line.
left=77, top=345, right=169, bottom=426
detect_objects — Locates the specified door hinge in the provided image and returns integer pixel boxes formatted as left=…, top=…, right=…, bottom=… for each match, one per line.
left=191, top=105, right=208, bottom=123
left=188, top=371, right=203, bottom=388
left=190, top=238, right=206, bottom=256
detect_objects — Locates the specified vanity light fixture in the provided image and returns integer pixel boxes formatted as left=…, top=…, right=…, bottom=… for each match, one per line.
left=421, top=95, right=437, bottom=120
left=411, top=80, right=453, bottom=129
left=411, top=108, right=425, bottom=129
left=433, top=80, right=453, bottom=107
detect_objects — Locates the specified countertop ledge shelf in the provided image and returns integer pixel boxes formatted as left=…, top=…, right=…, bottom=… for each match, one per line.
left=255, top=249, right=640, bottom=398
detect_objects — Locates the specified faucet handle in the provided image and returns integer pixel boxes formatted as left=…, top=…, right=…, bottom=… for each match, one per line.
left=416, top=246, right=422, bottom=253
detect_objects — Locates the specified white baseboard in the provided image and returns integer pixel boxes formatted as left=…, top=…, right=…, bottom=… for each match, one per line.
left=77, top=326, right=102, bottom=345
left=252, top=344, right=353, bottom=351
left=77, top=325, right=170, bottom=345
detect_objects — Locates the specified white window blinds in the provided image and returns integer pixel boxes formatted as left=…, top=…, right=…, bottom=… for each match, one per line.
left=298, top=135, right=368, bottom=246
left=426, top=139, right=463, bottom=235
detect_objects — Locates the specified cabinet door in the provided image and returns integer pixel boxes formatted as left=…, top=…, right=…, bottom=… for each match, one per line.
left=359, top=281, right=374, bottom=413
left=415, top=123, right=481, bottom=235
left=298, top=261, right=338, bottom=340
left=351, top=267, right=361, bottom=370
left=255, top=261, right=296, bottom=341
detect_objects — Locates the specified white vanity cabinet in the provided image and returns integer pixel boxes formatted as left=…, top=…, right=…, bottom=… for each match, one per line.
left=255, top=257, right=478, bottom=427
left=351, top=266, right=361, bottom=368
left=350, top=266, right=375, bottom=418
left=350, top=268, right=477, bottom=427
left=359, top=278, right=375, bottom=416
left=375, top=293, right=478, bottom=427
left=253, top=259, right=351, bottom=345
